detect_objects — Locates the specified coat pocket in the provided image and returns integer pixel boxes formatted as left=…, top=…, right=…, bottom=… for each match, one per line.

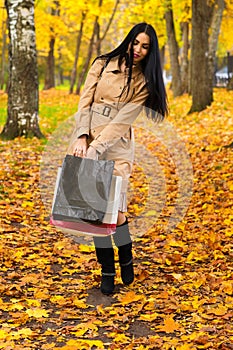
left=120, top=126, right=133, bottom=147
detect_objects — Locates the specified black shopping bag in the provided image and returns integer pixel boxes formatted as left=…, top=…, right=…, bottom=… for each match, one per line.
left=52, top=155, right=114, bottom=223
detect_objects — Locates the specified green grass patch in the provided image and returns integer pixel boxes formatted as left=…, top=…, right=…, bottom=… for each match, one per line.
left=0, top=107, right=7, bottom=125
left=39, top=105, right=75, bottom=134
left=0, top=89, right=80, bottom=136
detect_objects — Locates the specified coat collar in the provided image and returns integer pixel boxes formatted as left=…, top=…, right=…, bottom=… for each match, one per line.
left=105, top=58, right=121, bottom=72
left=105, top=57, right=142, bottom=75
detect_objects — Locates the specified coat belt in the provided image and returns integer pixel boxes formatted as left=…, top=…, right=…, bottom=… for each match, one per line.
left=91, top=103, right=118, bottom=119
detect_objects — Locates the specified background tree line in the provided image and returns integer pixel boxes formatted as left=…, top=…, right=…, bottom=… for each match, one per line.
left=0, top=0, right=233, bottom=139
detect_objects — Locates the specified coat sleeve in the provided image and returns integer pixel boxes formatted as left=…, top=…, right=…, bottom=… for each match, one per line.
left=73, top=59, right=105, bottom=139
left=90, top=78, right=149, bottom=155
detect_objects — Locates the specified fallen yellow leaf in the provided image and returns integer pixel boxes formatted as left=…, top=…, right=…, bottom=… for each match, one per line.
left=139, top=312, right=159, bottom=322
left=26, top=308, right=49, bottom=318
left=207, top=304, right=228, bottom=316
left=158, top=316, right=181, bottom=333
left=117, top=291, right=144, bottom=305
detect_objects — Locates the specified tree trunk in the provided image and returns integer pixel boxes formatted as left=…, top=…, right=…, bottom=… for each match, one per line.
left=95, top=0, right=119, bottom=55
left=101, top=0, right=120, bottom=42
left=76, top=28, right=96, bottom=95
left=189, top=0, right=212, bottom=113
left=76, top=0, right=120, bottom=94
left=43, top=1, right=59, bottom=90
left=75, top=12, right=100, bottom=95
left=0, top=17, right=7, bottom=90
left=180, top=21, right=189, bottom=93
left=69, top=11, right=85, bottom=94
left=96, top=21, right=101, bottom=56
left=57, top=48, right=63, bottom=85
left=1, top=0, right=44, bottom=140
left=44, top=37, right=55, bottom=90
left=165, top=6, right=183, bottom=97
left=96, top=0, right=103, bottom=55
left=227, top=75, right=233, bottom=90
left=208, top=0, right=225, bottom=90
left=160, top=45, right=165, bottom=71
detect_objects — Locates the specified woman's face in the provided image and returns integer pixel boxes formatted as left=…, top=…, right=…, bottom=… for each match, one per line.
left=132, top=32, right=150, bottom=64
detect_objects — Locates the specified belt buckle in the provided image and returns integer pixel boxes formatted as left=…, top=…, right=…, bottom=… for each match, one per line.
left=103, top=106, right=111, bottom=117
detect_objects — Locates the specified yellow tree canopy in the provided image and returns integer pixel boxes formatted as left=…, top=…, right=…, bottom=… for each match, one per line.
left=1, top=0, right=233, bottom=77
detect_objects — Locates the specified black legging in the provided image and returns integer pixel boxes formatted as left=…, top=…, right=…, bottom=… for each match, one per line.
left=93, top=218, right=131, bottom=249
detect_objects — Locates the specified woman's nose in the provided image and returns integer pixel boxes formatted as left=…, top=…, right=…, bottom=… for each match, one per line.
left=135, top=45, right=141, bottom=53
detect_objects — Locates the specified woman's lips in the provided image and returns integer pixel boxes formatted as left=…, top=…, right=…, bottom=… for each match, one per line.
left=134, top=53, right=140, bottom=58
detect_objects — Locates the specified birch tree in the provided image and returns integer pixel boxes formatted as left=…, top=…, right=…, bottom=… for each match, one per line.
left=1, top=0, right=43, bottom=139
left=0, top=9, right=7, bottom=90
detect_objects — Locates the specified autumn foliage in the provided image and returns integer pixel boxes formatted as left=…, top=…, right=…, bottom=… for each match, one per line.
left=0, top=88, right=233, bottom=349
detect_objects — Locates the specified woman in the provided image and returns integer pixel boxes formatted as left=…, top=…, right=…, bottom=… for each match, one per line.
left=71, top=22, right=168, bottom=295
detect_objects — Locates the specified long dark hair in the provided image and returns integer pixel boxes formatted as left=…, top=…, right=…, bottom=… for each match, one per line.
left=94, top=22, right=168, bottom=120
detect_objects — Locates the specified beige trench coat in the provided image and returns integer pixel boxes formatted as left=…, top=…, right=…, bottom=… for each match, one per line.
left=71, top=57, right=149, bottom=211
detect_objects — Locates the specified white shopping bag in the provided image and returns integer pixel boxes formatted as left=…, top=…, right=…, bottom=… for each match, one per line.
left=102, top=175, right=122, bottom=224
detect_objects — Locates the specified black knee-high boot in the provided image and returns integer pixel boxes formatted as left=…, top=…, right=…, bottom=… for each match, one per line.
left=112, top=218, right=134, bottom=285
left=93, top=235, right=115, bottom=295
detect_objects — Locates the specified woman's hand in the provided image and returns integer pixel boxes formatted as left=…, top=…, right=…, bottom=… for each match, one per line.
left=72, top=136, right=98, bottom=160
left=73, top=135, right=88, bottom=158
left=86, top=145, right=98, bottom=160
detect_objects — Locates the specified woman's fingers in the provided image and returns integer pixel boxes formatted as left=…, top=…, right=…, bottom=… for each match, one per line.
left=73, top=139, right=87, bottom=157
left=73, top=146, right=87, bottom=157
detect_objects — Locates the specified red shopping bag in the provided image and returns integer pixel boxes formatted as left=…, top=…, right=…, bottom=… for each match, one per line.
left=50, top=216, right=116, bottom=236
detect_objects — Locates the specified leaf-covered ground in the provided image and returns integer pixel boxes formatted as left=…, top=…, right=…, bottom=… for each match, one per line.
left=0, top=89, right=233, bottom=349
